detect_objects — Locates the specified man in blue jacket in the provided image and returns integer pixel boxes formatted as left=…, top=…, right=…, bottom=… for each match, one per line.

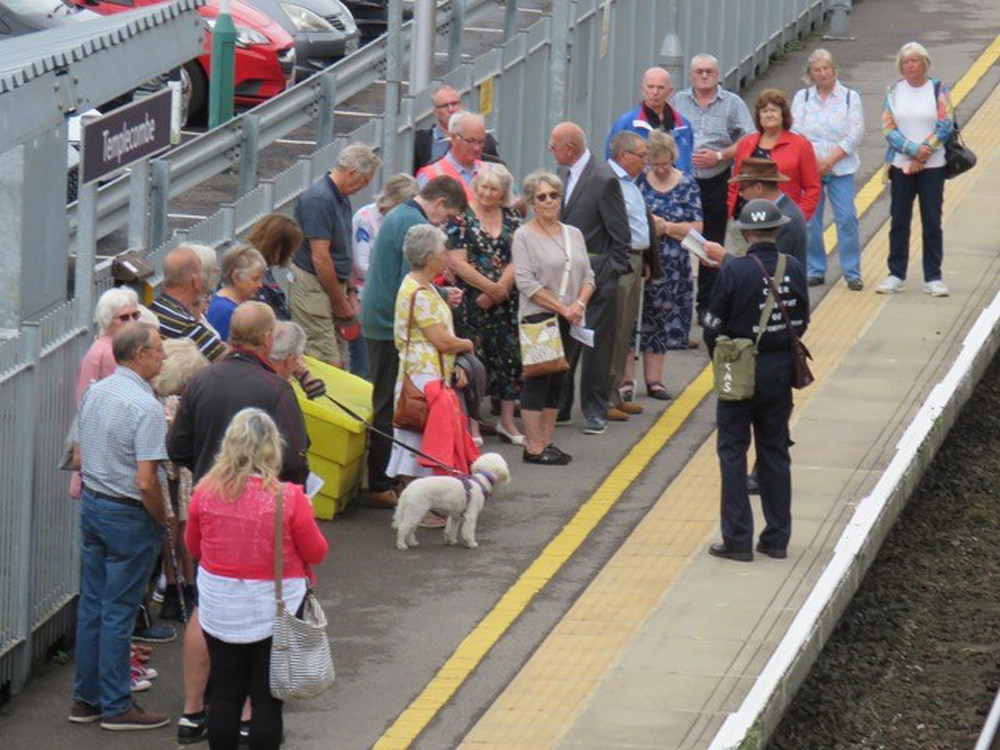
left=605, top=67, right=694, bottom=174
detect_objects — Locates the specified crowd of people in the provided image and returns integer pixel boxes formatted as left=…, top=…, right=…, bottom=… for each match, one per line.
left=66, top=40, right=955, bottom=747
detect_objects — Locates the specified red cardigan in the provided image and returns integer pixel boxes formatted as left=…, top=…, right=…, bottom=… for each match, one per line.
left=727, top=130, right=821, bottom=221
left=186, top=477, right=328, bottom=583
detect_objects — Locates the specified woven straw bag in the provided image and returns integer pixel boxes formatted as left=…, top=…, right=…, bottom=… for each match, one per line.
left=269, top=485, right=335, bottom=700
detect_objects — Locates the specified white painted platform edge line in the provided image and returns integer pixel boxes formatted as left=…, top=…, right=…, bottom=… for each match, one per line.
left=707, top=289, right=1000, bottom=750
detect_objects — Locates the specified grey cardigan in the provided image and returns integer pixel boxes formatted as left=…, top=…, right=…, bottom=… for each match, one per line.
left=512, top=223, right=595, bottom=318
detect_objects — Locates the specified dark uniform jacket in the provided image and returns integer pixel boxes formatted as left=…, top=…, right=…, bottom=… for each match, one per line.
left=168, top=350, right=310, bottom=483
left=703, top=241, right=809, bottom=357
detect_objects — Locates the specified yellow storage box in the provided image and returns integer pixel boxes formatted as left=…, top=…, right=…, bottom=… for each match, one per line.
left=292, top=355, right=372, bottom=519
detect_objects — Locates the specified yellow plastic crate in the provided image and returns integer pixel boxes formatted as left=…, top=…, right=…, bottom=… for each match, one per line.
left=292, top=356, right=373, bottom=519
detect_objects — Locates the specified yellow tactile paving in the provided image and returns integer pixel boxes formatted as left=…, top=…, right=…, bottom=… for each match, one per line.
left=459, top=43, right=1000, bottom=750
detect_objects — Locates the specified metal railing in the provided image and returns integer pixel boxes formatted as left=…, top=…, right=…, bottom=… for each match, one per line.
left=3, top=0, right=833, bottom=699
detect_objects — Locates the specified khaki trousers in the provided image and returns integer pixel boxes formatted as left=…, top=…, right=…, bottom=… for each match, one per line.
left=608, top=252, right=645, bottom=401
left=289, top=264, right=350, bottom=369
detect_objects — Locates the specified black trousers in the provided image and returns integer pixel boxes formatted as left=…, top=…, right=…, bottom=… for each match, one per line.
left=716, top=351, right=794, bottom=552
left=888, top=165, right=946, bottom=282
left=366, top=337, right=400, bottom=492
left=695, top=171, right=731, bottom=322
left=204, top=633, right=282, bottom=750
left=559, top=264, right=619, bottom=420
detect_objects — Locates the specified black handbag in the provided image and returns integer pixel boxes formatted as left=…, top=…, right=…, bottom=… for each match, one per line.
left=944, top=121, right=976, bottom=180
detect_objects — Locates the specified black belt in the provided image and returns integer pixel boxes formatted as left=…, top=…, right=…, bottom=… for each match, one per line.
left=86, top=487, right=144, bottom=509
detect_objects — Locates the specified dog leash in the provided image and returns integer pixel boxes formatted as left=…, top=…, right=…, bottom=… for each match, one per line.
left=320, top=393, right=464, bottom=477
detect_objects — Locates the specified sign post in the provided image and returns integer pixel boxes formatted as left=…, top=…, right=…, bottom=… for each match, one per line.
left=78, top=89, right=174, bottom=326
left=209, top=0, right=237, bottom=128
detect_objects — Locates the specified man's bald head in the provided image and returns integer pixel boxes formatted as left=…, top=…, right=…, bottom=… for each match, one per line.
left=163, top=246, right=204, bottom=291
left=642, top=67, right=674, bottom=113
left=228, top=301, right=276, bottom=354
left=549, top=122, right=587, bottom=166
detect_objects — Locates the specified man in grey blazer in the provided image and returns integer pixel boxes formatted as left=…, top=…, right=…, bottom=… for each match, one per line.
left=549, top=122, right=633, bottom=434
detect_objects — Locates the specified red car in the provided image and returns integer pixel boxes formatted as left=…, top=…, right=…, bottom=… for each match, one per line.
left=71, top=0, right=295, bottom=116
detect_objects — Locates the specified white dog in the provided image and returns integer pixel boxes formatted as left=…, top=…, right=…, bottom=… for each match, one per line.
left=393, top=452, right=511, bottom=550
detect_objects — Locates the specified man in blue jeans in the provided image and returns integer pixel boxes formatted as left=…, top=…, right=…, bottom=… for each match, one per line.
left=70, top=322, right=170, bottom=731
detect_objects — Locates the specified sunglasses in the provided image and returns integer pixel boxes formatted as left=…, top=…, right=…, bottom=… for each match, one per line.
left=534, top=191, right=561, bottom=203
left=116, top=311, right=141, bottom=323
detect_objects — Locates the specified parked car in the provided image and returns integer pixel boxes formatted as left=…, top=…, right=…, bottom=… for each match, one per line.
left=342, top=0, right=410, bottom=45
left=70, top=0, right=296, bottom=117
left=241, top=0, right=359, bottom=79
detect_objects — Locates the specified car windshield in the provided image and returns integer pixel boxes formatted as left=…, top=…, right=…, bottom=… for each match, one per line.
left=2, top=0, right=77, bottom=15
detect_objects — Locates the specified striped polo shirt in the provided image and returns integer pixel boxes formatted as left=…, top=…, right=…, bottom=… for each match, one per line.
left=79, top=366, right=168, bottom=501
left=150, top=292, right=226, bottom=361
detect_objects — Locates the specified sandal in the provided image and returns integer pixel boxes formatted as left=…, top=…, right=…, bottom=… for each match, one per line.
left=647, top=382, right=673, bottom=401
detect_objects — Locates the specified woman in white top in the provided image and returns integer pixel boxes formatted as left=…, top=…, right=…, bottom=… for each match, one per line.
left=878, top=41, right=955, bottom=297
left=792, top=48, right=864, bottom=290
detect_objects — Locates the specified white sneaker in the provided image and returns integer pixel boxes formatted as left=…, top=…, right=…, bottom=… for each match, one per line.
left=876, top=275, right=906, bottom=294
left=924, top=280, right=950, bottom=297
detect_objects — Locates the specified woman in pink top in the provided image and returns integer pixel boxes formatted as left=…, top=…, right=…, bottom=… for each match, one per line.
left=186, top=408, right=328, bottom=750
left=70, top=287, right=141, bottom=499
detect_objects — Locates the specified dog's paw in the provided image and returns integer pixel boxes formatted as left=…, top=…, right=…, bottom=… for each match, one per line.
left=396, top=541, right=408, bottom=550
left=465, top=541, right=479, bottom=549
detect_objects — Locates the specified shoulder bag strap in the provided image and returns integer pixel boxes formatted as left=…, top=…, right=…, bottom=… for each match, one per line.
left=273, top=483, right=285, bottom=613
left=749, top=253, right=783, bottom=350
left=751, top=253, right=802, bottom=343
left=557, top=223, right=573, bottom=299
left=404, top=285, right=446, bottom=378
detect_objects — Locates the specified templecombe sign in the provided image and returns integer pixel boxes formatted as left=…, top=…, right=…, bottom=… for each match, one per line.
left=81, top=88, right=172, bottom=185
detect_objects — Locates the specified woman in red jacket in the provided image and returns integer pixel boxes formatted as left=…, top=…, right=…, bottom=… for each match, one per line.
left=727, top=89, right=821, bottom=222
left=186, top=407, right=328, bottom=750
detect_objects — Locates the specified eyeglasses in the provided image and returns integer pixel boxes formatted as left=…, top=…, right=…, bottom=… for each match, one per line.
left=454, top=133, right=486, bottom=148
left=534, top=191, right=561, bottom=203
left=116, top=311, right=141, bottom=323
left=434, top=99, right=462, bottom=110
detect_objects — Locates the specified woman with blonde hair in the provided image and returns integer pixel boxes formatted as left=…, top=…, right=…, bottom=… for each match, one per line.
left=207, top=244, right=268, bottom=342
left=877, top=41, right=954, bottom=297
left=625, top=130, right=703, bottom=401
left=792, top=48, right=865, bottom=290
left=446, top=162, right=524, bottom=444
left=186, top=408, right=328, bottom=750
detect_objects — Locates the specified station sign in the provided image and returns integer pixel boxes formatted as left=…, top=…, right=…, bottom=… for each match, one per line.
left=80, top=88, right=173, bottom=185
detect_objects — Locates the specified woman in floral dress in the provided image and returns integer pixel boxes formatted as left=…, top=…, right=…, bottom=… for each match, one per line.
left=624, top=130, right=703, bottom=400
left=446, top=163, right=524, bottom=444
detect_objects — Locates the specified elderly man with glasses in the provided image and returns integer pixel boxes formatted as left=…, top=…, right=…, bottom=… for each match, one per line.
left=673, top=53, right=756, bottom=324
left=413, top=85, right=501, bottom=173
left=416, top=111, right=491, bottom=202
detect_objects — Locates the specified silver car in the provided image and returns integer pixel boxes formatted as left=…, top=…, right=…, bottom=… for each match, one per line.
left=242, top=0, right=360, bottom=80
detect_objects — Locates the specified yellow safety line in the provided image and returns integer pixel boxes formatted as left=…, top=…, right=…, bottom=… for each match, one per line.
left=373, top=36, right=1000, bottom=750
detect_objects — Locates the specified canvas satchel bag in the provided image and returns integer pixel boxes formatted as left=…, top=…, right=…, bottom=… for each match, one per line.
left=519, top=224, right=572, bottom=379
left=712, top=253, right=785, bottom=401
left=392, top=287, right=444, bottom=432
left=269, top=485, right=335, bottom=701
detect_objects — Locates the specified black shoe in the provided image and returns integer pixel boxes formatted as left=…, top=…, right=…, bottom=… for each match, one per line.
left=847, top=278, right=864, bottom=292
left=238, top=719, right=250, bottom=746
left=546, top=444, right=572, bottom=463
left=807, top=275, right=825, bottom=287
left=746, top=474, right=760, bottom=495
left=708, top=542, right=753, bottom=562
left=159, top=585, right=191, bottom=622
left=755, top=542, right=787, bottom=559
left=177, top=711, right=208, bottom=744
left=523, top=447, right=568, bottom=465
left=555, top=412, right=572, bottom=425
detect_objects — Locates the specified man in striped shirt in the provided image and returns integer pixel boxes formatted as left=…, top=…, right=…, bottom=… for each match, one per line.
left=150, top=246, right=226, bottom=361
left=70, top=323, right=171, bottom=731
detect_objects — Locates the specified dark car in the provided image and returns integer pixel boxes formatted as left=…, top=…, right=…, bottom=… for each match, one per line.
left=342, top=0, right=410, bottom=44
left=242, top=0, right=359, bottom=79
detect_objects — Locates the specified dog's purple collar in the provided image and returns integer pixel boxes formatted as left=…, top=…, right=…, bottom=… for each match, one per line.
left=466, top=470, right=497, bottom=500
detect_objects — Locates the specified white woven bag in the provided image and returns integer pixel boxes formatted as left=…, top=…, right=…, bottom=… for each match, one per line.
left=269, top=485, right=335, bottom=700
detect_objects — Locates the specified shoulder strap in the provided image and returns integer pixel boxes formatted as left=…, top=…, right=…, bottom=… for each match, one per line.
left=403, top=285, right=446, bottom=377
left=749, top=254, right=785, bottom=350
left=557, top=224, right=573, bottom=298
left=273, top=483, right=285, bottom=612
